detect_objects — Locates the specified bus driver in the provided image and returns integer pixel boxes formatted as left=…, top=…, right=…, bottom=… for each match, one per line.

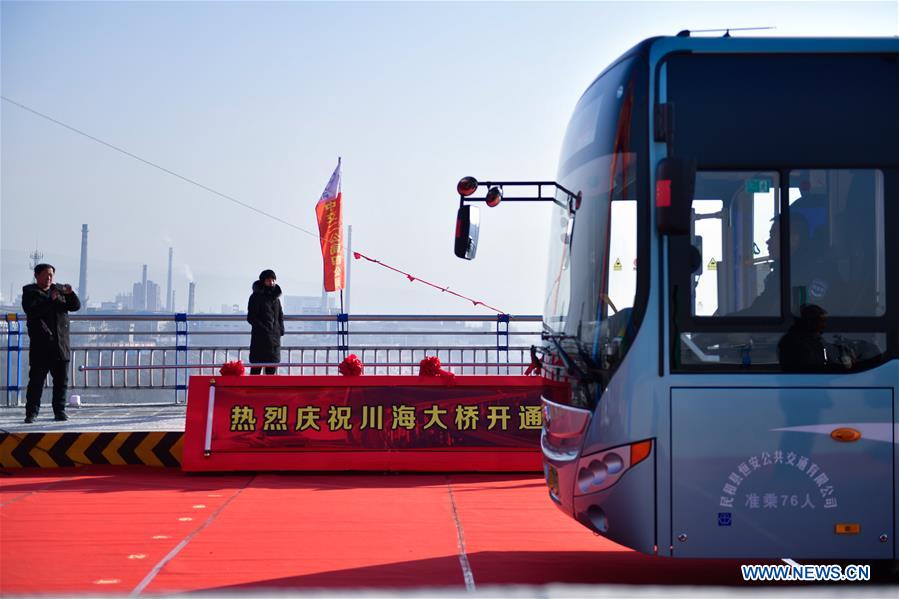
left=737, top=212, right=843, bottom=317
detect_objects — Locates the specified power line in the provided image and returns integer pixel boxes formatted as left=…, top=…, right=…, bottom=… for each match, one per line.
left=1, top=95, right=321, bottom=240
left=3, top=96, right=507, bottom=313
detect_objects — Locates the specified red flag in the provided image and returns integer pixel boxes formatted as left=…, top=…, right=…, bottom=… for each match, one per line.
left=315, top=158, right=345, bottom=292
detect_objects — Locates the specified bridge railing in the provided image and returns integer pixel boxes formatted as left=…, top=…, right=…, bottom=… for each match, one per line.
left=1, top=313, right=542, bottom=406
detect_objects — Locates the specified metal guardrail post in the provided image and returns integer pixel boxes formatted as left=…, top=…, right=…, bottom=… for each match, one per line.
left=337, top=312, right=349, bottom=359
left=496, top=313, right=510, bottom=374
left=5, top=313, right=22, bottom=407
left=175, top=313, right=188, bottom=404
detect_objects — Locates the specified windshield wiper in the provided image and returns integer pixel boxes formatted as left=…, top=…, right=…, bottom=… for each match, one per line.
left=542, top=331, right=603, bottom=381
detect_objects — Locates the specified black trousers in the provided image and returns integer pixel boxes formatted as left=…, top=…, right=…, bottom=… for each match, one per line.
left=25, top=357, right=69, bottom=417
left=250, top=367, right=277, bottom=375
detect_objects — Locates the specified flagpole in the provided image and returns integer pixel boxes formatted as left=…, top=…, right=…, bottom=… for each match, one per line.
left=316, top=156, right=346, bottom=357
left=345, top=224, right=352, bottom=314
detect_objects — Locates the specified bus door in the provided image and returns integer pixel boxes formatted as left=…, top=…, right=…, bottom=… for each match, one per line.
left=661, top=51, right=897, bottom=559
left=668, top=168, right=894, bottom=559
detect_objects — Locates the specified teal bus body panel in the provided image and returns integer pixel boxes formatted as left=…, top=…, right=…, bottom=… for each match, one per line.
left=671, top=387, right=893, bottom=559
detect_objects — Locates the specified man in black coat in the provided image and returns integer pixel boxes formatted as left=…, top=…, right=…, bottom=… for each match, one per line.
left=247, top=269, right=284, bottom=375
left=22, top=263, right=81, bottom=423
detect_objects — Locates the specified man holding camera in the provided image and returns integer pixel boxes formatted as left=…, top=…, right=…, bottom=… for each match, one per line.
left=22, top=263, right=81, bottom=423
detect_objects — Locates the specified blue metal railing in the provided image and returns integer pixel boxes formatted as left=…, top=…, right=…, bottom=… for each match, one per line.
left=4, top=313, right=23, bottom=407
left=1, top=313, right=542, bottom=406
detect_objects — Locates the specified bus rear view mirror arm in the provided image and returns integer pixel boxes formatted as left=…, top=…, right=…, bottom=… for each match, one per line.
left=453, top=177, right=581, bottom=260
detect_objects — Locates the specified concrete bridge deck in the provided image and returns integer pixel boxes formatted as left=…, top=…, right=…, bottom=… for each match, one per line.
left=0, top=404, right=187, bottom=433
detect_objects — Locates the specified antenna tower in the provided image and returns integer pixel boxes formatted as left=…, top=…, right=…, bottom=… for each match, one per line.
left=28, top=248, right=44, bottom=273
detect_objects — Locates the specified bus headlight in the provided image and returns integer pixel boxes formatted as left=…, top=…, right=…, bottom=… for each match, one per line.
left=541, top=397, right=591, bottom=462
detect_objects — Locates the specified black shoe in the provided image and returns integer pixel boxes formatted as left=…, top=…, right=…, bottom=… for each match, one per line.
left=23, top=415, right=35, bottom=424
left=54, top=413, right=68, bottom=422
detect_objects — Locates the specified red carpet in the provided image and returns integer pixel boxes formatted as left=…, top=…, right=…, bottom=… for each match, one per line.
left=144, top=474, right=467, bottom=592
left=2, top=467, right=893, bottom=594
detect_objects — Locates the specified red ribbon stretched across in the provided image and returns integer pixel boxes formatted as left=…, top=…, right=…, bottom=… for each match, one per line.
left=352, top=252, right=505, bottom=314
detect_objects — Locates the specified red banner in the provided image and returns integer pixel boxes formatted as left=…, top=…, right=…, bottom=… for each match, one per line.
left=315, top=159, right=344, bottom=292
left=315, top=194, right=344, bottom=291
left=182, top=376, right=552, bottom=472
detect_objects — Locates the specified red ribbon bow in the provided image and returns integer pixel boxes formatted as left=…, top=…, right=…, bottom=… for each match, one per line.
left=338, top=354, right=364, bottom=376
left=219, top=360, right=246, bottom=376
left=419, top=356, right=454, bottom=378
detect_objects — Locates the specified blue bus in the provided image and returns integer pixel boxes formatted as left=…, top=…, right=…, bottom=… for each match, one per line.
left=541, top=34, right=898, bottom=560
left=460, top=34, right=898, bottom=559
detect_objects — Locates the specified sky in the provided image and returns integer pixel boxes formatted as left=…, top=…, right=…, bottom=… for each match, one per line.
left=2, top=1, right=897, bottom=315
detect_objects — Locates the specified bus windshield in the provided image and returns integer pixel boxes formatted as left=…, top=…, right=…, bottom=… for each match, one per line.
left=666, top=51, right=897, bottom=371
left=544, top=56, right=645, bottom=387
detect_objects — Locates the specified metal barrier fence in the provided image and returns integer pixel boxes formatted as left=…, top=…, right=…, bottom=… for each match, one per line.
left=1, top=313, right=542, bottom=406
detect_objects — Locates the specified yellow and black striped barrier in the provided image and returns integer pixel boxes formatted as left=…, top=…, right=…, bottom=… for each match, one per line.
left=0, top=432, right=183, bottom=468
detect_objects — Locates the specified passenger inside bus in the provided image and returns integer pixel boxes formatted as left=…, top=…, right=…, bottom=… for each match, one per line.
left=776, top=303, right=881, bottom=371
left=777, top=303, right=834, bottom=371
left=683, top=170, right=885, bottom=368
left=735, top=211, right=845, bottom=317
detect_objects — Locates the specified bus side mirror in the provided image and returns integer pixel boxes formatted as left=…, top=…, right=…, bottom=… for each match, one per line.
left=454, top=205, right=480, bottom=260
left=655, top=157, right=695, bottom=235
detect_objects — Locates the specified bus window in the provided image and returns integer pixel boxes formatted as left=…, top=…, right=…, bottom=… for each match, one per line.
left=690, top=199, right=722, bottom=316
left=607, top=200, right=638, bottom=317
left=788, top=169, right=886, bottom=316
left=676, top=172, right=783, bottom=368
left=675, top=168, right=891, bottom=371
left=690, top=172, right=780, bottom=317
left=545, top=201, right=572, bottom=334
left=544, top=52, right=646, bottom=392
left=545, top=152, right=638, bottom=366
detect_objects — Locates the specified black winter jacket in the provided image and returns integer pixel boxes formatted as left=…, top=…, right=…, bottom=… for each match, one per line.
left=247, top=281, right=284, bottom=363
left=778, top=323, right=829, bottom=372
left=22, top=283, right=81, bottom=361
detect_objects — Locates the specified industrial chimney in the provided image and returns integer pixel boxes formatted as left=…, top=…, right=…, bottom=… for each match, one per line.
left=78, top=224, right=88, bottom=301
left=141, top=264, right=148, bottom=311
left=188, top=282, right=196, bottom=314
left=166, top=247, right=174, bottom=312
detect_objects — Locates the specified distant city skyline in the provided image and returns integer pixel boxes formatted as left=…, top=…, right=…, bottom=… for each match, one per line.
left=3, top=233, right=217, bottom=311
left=3, top=2, right=897, bottom=314
left=2, top=234, right=340, bottom=314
